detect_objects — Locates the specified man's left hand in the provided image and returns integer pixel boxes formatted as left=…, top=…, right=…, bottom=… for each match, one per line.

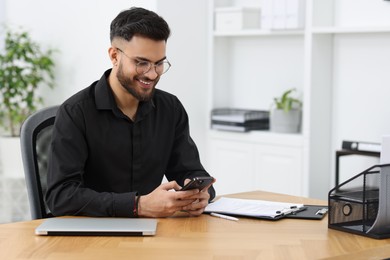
left=180, top=178, right=216, bottom=216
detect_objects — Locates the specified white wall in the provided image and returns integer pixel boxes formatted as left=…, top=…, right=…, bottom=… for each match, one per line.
left=0, top=0, right=4, bottom=29
left=156, top=0, right=210, bottom=164
left=331, top=33, right=390, bottom=182
left=330, top=0, right=390, bottom=184
left=3, top=0, right=390, bottom=198
left=0, top=0, right=5, bottom=50
left=4, top=0, right=157, bottom=106
left=3, top=0, right=210, bottom=166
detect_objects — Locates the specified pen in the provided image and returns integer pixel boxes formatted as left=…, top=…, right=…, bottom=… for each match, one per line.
left=210, top=212, right=239, bottom=221
left=315, top=208, right=328, bottom=215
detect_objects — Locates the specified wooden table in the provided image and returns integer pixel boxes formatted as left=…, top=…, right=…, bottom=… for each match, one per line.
left=1, top=190, right=390, bottom=260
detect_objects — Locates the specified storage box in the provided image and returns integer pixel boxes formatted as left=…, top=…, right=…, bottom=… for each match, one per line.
left=328, top=164, right=390, bottom=239
left=215, top=7, right=261, bottom=31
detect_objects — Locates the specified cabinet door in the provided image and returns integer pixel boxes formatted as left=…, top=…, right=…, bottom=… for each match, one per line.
left=209, top=139, right=255, bottom=195
left=254, top=145, right=303, bottom=196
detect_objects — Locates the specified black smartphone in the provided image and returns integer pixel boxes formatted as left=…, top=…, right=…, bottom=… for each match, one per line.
left=180, top=176, right=214, bottom=191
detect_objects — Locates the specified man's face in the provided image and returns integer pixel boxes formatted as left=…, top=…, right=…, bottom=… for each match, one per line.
left=115, top=36, right=167, bottom=101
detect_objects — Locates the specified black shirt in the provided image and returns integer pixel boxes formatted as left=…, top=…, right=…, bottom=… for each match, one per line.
left=46, top=69, right=215, bottom=217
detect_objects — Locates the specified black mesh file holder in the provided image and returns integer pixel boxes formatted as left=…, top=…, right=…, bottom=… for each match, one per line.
left=328, top=164, right=390, bottom=239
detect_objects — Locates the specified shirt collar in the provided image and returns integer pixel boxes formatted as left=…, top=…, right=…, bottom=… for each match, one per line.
left=95, top=69, right=156, bottom=119
left=95, top=69, right=114, bottom=110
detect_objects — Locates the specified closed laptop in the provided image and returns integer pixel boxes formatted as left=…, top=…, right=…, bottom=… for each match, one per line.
left=35, top=218, right=157, bottom=236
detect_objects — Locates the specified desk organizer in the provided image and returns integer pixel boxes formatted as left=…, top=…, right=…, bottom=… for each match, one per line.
left=328, top=164, right=390, bottom=239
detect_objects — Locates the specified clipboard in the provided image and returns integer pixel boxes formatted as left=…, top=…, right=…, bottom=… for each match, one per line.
left=204, top=197, right=306, bottom=220
left=285, top=205, right=328, bottom=220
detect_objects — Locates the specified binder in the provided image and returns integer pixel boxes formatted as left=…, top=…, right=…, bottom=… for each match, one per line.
left=342, top=140, right=381, bottom=153
left=211, top=120, right=269, bottom=132
left=211, top=108, right=269, bottom=123
left=210, top=108, right=270, bottom=132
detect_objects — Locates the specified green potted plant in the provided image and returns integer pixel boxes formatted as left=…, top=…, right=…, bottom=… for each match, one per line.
left=270, top=88, right=302, bottom=133
left=0, top=28, right=56, bottom=136
left=0, top=27, right=56, bottom=177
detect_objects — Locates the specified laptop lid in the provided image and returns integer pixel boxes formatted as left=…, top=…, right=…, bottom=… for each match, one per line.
left=35, top=218, right=157, bottom=236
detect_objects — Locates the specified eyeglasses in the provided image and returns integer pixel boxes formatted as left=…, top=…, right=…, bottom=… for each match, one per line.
left=116, top=47, right=171, bottom=76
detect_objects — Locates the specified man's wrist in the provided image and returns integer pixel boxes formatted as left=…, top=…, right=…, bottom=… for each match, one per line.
left=136, top=195, right=140, bottom=216
left=137, top=196, right=144, bottom=217
left=132, top=193, right=141, bottom=217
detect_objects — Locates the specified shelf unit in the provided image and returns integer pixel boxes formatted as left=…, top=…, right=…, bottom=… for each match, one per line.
left=214, top=29, right=304, bottom=36
left=207, top=0, right=390, bottom=198
left=312, top=26, right=390, bottom=34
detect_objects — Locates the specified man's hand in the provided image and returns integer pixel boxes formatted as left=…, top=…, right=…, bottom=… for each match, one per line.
left=137, top=181, right=199, bottom=218
left=180, top=178, right=216, bottom=216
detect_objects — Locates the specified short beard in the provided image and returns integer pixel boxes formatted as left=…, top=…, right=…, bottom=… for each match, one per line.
left=116, top=62, right=157, bottom=102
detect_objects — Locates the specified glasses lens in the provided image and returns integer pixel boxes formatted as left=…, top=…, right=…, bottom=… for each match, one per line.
left=136, top=61, right=151, bottom=75
left=157, top=61, right=171, bottom=75
left=136, top=60, right=171, bottom=75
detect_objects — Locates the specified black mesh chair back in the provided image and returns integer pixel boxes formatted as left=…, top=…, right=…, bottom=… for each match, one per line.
left=20, top=106, right=59, bottom=219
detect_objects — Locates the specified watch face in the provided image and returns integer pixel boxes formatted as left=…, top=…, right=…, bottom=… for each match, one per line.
left=342, top=203, right=352, bottom=216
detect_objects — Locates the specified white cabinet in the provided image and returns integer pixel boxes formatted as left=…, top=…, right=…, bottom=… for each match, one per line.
left=254, top=143, right=303, bottom=196
left=208, top=0, right=390, bottom=199
left=209, top=131, right=303, bottom=196
left=209, top=138, right=255, bottom=195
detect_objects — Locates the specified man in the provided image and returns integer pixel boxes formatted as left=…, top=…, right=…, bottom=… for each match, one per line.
left=46, top=7, right=215, bottom=218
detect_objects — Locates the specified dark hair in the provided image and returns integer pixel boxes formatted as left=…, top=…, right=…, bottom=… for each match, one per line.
left=110, top=7, right=171, bottom=42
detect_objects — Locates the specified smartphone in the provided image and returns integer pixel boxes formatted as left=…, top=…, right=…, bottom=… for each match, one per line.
left=180, top=176, right=214, bottom=191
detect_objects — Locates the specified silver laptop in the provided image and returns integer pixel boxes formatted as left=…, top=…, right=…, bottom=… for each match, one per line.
left=35, top=218, right=157, bottom=236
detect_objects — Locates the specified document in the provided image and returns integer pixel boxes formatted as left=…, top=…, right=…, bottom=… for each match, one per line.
left=205, top=197, right=304, bottom=220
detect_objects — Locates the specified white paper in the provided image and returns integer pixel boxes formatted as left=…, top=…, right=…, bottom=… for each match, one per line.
left=261, top=0, right=273, bottom=29
left=285, top=0, right=305, bottom=29
left=205, top=197, right=304, bottom=219
left=380, top=135, right=390, bottom=164
left=272, top=0, right=286, bottom=29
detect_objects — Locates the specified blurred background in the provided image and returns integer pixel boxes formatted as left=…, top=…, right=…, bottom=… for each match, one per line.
left=1, top=0, right=390, bottom=223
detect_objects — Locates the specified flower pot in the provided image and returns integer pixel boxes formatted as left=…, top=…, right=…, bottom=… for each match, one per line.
left=0, top=136, right=24, bottom=178
left=270, top=109, right=301, bottom=133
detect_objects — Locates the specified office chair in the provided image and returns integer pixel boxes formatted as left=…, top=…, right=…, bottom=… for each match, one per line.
left=20, top=105, right=59, bottom=219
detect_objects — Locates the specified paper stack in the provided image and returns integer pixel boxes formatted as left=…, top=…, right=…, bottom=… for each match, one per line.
left=211, top=108, right=269, bottom=132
